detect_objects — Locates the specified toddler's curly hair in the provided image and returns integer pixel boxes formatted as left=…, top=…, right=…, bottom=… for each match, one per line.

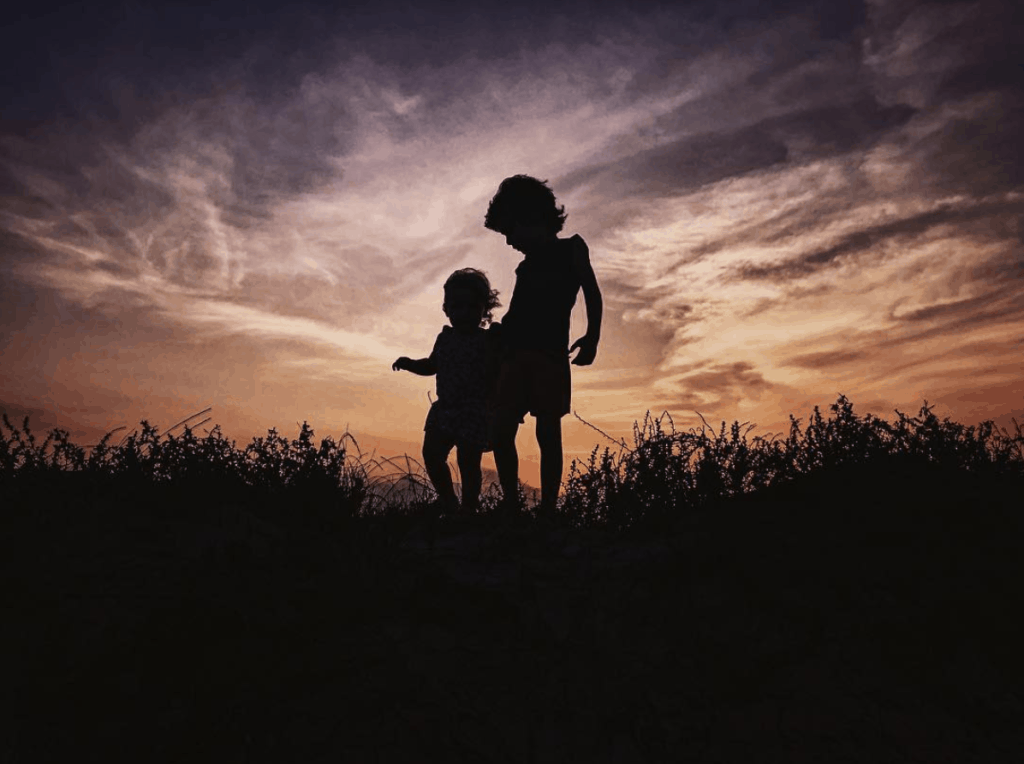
left=444, top=268, right=501, bottom=326
left=484, top=175, right=567, bottom=236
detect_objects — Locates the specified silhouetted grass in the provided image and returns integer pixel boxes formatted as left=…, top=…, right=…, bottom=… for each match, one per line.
left=4, top=395, right=1024, bottom=762
left=561, top=394, right=1023, bottom=532
left=2, top=394, right=1022, bottom=535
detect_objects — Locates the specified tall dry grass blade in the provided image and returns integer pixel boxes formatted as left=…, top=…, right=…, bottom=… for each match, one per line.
left=160, top=408, right=213, bottom=439
left=572, top=410, right=628, bottom=449
left=694, top=410, right=714, bottom=435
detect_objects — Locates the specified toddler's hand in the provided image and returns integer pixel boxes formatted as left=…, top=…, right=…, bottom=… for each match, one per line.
left=393, top=357, right=411, bottom=371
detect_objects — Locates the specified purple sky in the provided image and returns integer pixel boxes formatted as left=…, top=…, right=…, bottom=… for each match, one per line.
left=2, top=0, right=1021, bottom=483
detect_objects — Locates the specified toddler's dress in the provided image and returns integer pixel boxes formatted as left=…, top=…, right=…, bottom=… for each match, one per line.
left=424, top=325, right=492, bottom=452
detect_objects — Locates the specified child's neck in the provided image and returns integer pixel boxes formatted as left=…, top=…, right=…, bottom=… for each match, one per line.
left=521, top=234, right=559, bottom=258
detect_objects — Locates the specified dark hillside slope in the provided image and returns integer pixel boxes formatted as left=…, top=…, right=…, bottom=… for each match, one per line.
left=3, top=460, right=1023, bottom=763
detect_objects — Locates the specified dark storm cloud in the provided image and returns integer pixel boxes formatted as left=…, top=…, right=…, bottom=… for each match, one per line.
left=865, top=0, right=1024, bottom=195
left=773, top=282, right=1024, bottom=387
left=766, top=98, right=917, bottom=159
left=677, top=361, right=774, bottom=395
left=886, top=282, right=1024, bottom=329
left=738, top=197, right=1024, bottom=282
left=915, top=98, right=1024, bottom=198
left=654, top=360, right=781, bottom=418
left=783, top=348, right=869, bottom=370
left=880, top=0, right=1023, bottom=106
left=563, top=127, right=790, bottom=199
left=565, top=95, right=916, bottom=204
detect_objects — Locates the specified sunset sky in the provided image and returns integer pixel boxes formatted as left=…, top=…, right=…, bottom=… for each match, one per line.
left=2, top=0, right=1021, bottom=487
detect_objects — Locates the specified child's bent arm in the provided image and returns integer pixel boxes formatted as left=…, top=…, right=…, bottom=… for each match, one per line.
left=574, top=239, right=603, bottom=342
left=569, top=238, right=603, bottom=366
left=404, top=357, right=437, bottom=376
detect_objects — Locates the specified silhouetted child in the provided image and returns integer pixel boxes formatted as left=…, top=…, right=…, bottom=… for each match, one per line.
left=393, top=268, right=502, bottom=514
left=484, top=175, right=603, bottom=516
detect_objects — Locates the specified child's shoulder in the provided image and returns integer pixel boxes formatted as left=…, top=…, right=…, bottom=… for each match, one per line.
left=562, top=233, right=589, bottom=262
left=441, top=325, right=488, bottom=342
left=561, top=232, right=587, bottom=250
left=434, top=325, right=453, bottom=345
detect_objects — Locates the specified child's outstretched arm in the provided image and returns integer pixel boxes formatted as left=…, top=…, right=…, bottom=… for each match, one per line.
left=569, top=238, right=603, bottom=366
left=392, top=355, right=437, bottom=375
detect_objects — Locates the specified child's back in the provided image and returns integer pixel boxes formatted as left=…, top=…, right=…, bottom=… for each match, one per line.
left=426, top=324, right=491, bottom=453
left=432, top=324, right=488, bottom=404
left=501, top=234, right=588, bottom=356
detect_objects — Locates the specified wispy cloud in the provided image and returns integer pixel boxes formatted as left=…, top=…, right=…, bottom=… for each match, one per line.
left=1, top=0, right=1022, bottom=467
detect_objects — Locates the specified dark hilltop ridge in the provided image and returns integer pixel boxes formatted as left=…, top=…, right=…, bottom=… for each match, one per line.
left=3, top=395, right=1023, bottom=762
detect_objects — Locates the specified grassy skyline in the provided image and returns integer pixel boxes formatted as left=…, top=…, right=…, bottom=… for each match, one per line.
left=5, top=394, right=1021, bottom=530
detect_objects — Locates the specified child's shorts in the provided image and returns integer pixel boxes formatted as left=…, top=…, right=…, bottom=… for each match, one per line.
left=424, top=399, right=492, bottom=452
left=493, top=347, right=571, bottom=423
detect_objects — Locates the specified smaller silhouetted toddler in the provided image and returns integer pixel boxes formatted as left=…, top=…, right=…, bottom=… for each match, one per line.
left=393, top=268, right=502, bottom=514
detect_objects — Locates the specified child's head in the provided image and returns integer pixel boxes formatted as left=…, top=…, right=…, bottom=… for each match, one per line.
left=484, top=175, right=567, bottom=242
left=443, top=268, right=501, bottom=329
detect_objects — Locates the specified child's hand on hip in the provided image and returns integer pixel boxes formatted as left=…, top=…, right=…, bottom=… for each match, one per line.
left=569, top=336, right=598, bottom=366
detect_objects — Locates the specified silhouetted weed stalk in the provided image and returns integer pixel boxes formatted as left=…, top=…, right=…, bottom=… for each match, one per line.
left=2, top=395, right=1021, bottom=532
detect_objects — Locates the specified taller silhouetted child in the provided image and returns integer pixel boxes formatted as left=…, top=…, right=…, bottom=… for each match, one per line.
left=484, top=175, right=603, bottom=516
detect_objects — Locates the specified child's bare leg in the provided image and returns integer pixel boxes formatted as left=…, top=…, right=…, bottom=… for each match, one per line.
left=422, top=430, right=457, bottom=505
left=536, top=414, right=563, bottom=513
left=491, top=411, right=520, bottom=507
left=456, top=445, right=483, bottom=512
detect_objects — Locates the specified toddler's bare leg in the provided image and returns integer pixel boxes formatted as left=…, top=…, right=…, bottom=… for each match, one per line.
left=456, top=445, right=484, bottom=513
left=536, top=414, right=563, bottom=514
left=491, top=411, right=521, bottom=508
left=422, top=430, right=457, bottom=505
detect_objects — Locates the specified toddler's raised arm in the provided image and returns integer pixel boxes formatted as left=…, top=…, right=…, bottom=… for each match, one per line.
left=392, top=355, right=437, bottom=375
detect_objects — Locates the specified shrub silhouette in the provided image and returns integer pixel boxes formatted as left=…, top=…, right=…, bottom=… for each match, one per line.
left=3, top=394, right=1022, bottom=533
left=561, top=394, right=1023, bottom=532
left=1, top=411, right=367, bottom=532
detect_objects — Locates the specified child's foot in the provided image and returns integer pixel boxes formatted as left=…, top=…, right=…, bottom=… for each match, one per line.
left=494, top=495, right=522, bottom=518
left=533, top=501, right=559, bottom=530
left=535, top=499, right=556, bottom=516
left=428, top=495, right=459, bottom=517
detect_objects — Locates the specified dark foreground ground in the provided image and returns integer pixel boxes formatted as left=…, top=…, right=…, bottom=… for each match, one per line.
left=4, top=460, right=1024, bottom=763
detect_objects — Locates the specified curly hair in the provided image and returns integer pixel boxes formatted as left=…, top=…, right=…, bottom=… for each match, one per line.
left=483, top=174, right=567, bottom=236
left=443, top=268, right=502, bottom=326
